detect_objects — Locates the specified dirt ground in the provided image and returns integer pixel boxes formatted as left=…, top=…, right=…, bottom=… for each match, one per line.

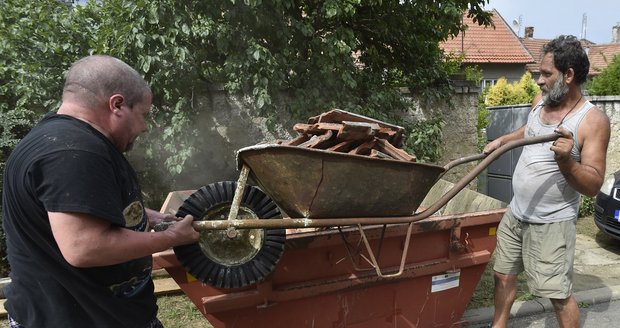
left=573, top=216, right=620, bottom=292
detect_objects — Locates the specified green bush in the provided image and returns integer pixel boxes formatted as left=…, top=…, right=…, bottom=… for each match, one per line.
left=579, top=196, right=595, bottom=218
left=484, top=72, right=539, bottom=106
left=588, top=54, right=620, bottom=96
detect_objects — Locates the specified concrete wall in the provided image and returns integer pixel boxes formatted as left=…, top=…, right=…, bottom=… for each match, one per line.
left=589, top=96, right=620, bottom=178
left=165, top=92, right=296, bottom=190
left=433, top=80, right=481, bottom=189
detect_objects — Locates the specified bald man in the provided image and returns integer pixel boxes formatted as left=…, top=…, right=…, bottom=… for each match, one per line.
left=2, top=55, right=199, bottom=328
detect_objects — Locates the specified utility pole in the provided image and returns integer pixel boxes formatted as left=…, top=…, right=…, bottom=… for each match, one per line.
left=581, top=13, right=588, bottom=40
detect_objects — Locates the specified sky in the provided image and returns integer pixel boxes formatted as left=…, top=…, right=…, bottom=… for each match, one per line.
left=484, top=0, right=620, bottom=44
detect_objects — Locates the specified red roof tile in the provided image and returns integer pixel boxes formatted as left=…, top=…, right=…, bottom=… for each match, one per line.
left=521, top=38, right=548, bottom=73
left=440, top=10, right=534, bottom=64
left=522, top=38, right=620, bottom=76
left=587, top=43, right=620, bottom=75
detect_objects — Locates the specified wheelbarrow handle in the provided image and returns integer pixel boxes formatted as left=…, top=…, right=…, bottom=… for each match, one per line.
left=443, top=153, right=487, bottom=172
left=442, top=133, right=561, bottom=172
left=417, top=132, right=561, bottom=220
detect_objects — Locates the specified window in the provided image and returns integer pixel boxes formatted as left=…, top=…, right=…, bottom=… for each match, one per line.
left=481, top=79, right=497, bottom=90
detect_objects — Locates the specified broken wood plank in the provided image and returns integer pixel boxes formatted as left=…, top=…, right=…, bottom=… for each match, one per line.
left=309, top=109, right=405, bottom=134
left=348, top=140, right=376, bottom=156
left=284, top=134, right=311, bottom=146
left=327, top=140, right=356, bottom=152
left=369, top=149, right=393, bottom=159
left=298, top=130, right=335, bottom=149
left=375, top=139, right=416, bottom=161
left=294, top=122, right=343, bottom=135
left=336, top=121, right=377, bottom=141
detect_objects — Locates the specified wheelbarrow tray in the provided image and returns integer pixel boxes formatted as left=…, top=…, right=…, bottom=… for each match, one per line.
left=237, top=144, right=446, bottom=218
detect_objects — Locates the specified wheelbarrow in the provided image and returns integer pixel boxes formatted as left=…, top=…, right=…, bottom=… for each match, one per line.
left=153, top=132, right=559, bottom=327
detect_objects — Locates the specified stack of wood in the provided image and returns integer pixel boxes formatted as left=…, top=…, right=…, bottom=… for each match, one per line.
left=275, top=109, right=416, bottom=162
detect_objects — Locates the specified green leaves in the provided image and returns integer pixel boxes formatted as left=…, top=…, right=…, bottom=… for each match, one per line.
left=0, top=0, right=493, bottom=176
left=405, top=118, right=445, bottom=162
left=0, top=0, right=91, bottom=160
left=484, top=72, right=539, bottom=106
left=588, top=54, right=620, bottom=96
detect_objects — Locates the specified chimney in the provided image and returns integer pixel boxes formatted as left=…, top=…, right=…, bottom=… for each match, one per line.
left=524, top=26, right=534, bottom=38
left=613, top=24, right=620, bottom=43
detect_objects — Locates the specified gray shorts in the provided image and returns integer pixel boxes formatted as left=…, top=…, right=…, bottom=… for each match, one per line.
left=493, top=208, right=576, bottom=299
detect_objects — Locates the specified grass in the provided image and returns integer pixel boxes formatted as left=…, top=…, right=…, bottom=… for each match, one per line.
left=0, top=294, right=213, bottom=328
left=156, top=294, right=213, bottom=328
left=467, top=215, right=603, bottom=310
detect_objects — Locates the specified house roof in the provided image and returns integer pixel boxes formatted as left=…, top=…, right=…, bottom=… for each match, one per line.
left=521, top=38, right=620, bottom=76
left=440, top=9, right=534, bottom=64
left=587, top=43, right=620, bottom=75
left=521, top=38, right=548, bottom=73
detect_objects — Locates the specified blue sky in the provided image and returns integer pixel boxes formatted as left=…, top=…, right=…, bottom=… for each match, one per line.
left=484, top=0, right=619, bottom=44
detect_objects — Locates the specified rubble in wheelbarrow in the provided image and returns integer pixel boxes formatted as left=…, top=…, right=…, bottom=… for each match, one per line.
left=275, top=109, right=417, bottom=162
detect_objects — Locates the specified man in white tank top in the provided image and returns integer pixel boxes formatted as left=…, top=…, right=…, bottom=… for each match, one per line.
left=483, top=35, right=610, bottom=328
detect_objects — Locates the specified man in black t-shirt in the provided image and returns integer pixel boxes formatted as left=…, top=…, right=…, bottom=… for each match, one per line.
left=2, top=55, right=200, bottom=327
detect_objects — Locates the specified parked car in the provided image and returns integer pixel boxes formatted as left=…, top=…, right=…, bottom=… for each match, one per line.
left=594, top=170, right=620, bottom=240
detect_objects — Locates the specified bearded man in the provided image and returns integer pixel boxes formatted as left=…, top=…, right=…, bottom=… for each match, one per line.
left=483, top=35, right=611, bottom=328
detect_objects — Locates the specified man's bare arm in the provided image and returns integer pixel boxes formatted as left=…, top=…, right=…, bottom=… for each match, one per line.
left=554, top=108, right=610, bottom=197
left=49, top=211, right=199, bottom=268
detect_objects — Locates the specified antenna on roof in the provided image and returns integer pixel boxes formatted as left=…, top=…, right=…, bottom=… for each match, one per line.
left=512, top=15, right=523, bottom=37
left=581, top=13, right=587, bottom=40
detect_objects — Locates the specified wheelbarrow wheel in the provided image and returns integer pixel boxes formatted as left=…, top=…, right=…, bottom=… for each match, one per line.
left=173, top=181, right=285, bottom=289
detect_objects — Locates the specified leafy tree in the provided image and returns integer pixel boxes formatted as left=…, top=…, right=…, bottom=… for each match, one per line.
left=484, top=72, right=538, bottom=106
left=588, top=54, right=620, bottom=96
left=1, top=0, right=493, bottom=173
left=0, top=0, right=92, bottom=164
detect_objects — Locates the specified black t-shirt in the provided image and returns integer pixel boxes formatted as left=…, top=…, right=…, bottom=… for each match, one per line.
left=2, top=113, right=156, bottom=327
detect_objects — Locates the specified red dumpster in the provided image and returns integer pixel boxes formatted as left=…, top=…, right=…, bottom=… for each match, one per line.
left=153, top=182, right=505, bottom=327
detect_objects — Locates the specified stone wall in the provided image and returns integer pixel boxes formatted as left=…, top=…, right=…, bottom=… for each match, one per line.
left=589, top=96, right=620, bottom=177
left=132, top=82, right=482, bottom=196
left=433, top=80, right=481, bottom=188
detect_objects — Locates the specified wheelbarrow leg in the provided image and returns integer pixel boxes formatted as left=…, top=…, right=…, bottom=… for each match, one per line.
left=225, top=164, right=250, bottom=238
left=357, top=222, right=414, bottom=278
left=338, top=225, right=388, bottom=273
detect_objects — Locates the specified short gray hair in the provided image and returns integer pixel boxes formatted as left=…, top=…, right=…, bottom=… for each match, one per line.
left=63, top=55, right=151, bottom=108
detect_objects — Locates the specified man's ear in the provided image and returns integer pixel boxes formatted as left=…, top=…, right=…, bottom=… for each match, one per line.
left=109, top=94, right=124, bottom=114
left=565, top=68, right=575, bottom=84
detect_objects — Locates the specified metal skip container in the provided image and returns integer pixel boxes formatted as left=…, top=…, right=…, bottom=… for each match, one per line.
left=153, top=180, right=506, bottom=327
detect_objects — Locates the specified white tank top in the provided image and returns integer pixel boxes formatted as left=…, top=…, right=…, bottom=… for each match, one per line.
left=510, top=99, right=593, bottom=223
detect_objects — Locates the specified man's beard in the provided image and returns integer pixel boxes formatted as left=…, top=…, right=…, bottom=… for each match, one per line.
left=541, top=73, right=569, bottom=107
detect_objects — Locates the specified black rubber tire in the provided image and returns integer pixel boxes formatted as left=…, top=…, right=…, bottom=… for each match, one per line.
left=173, top=181, right=285, bottom=288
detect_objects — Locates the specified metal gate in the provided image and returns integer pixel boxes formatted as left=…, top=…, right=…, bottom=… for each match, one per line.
left=481, top=104, right=531, bottom=203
